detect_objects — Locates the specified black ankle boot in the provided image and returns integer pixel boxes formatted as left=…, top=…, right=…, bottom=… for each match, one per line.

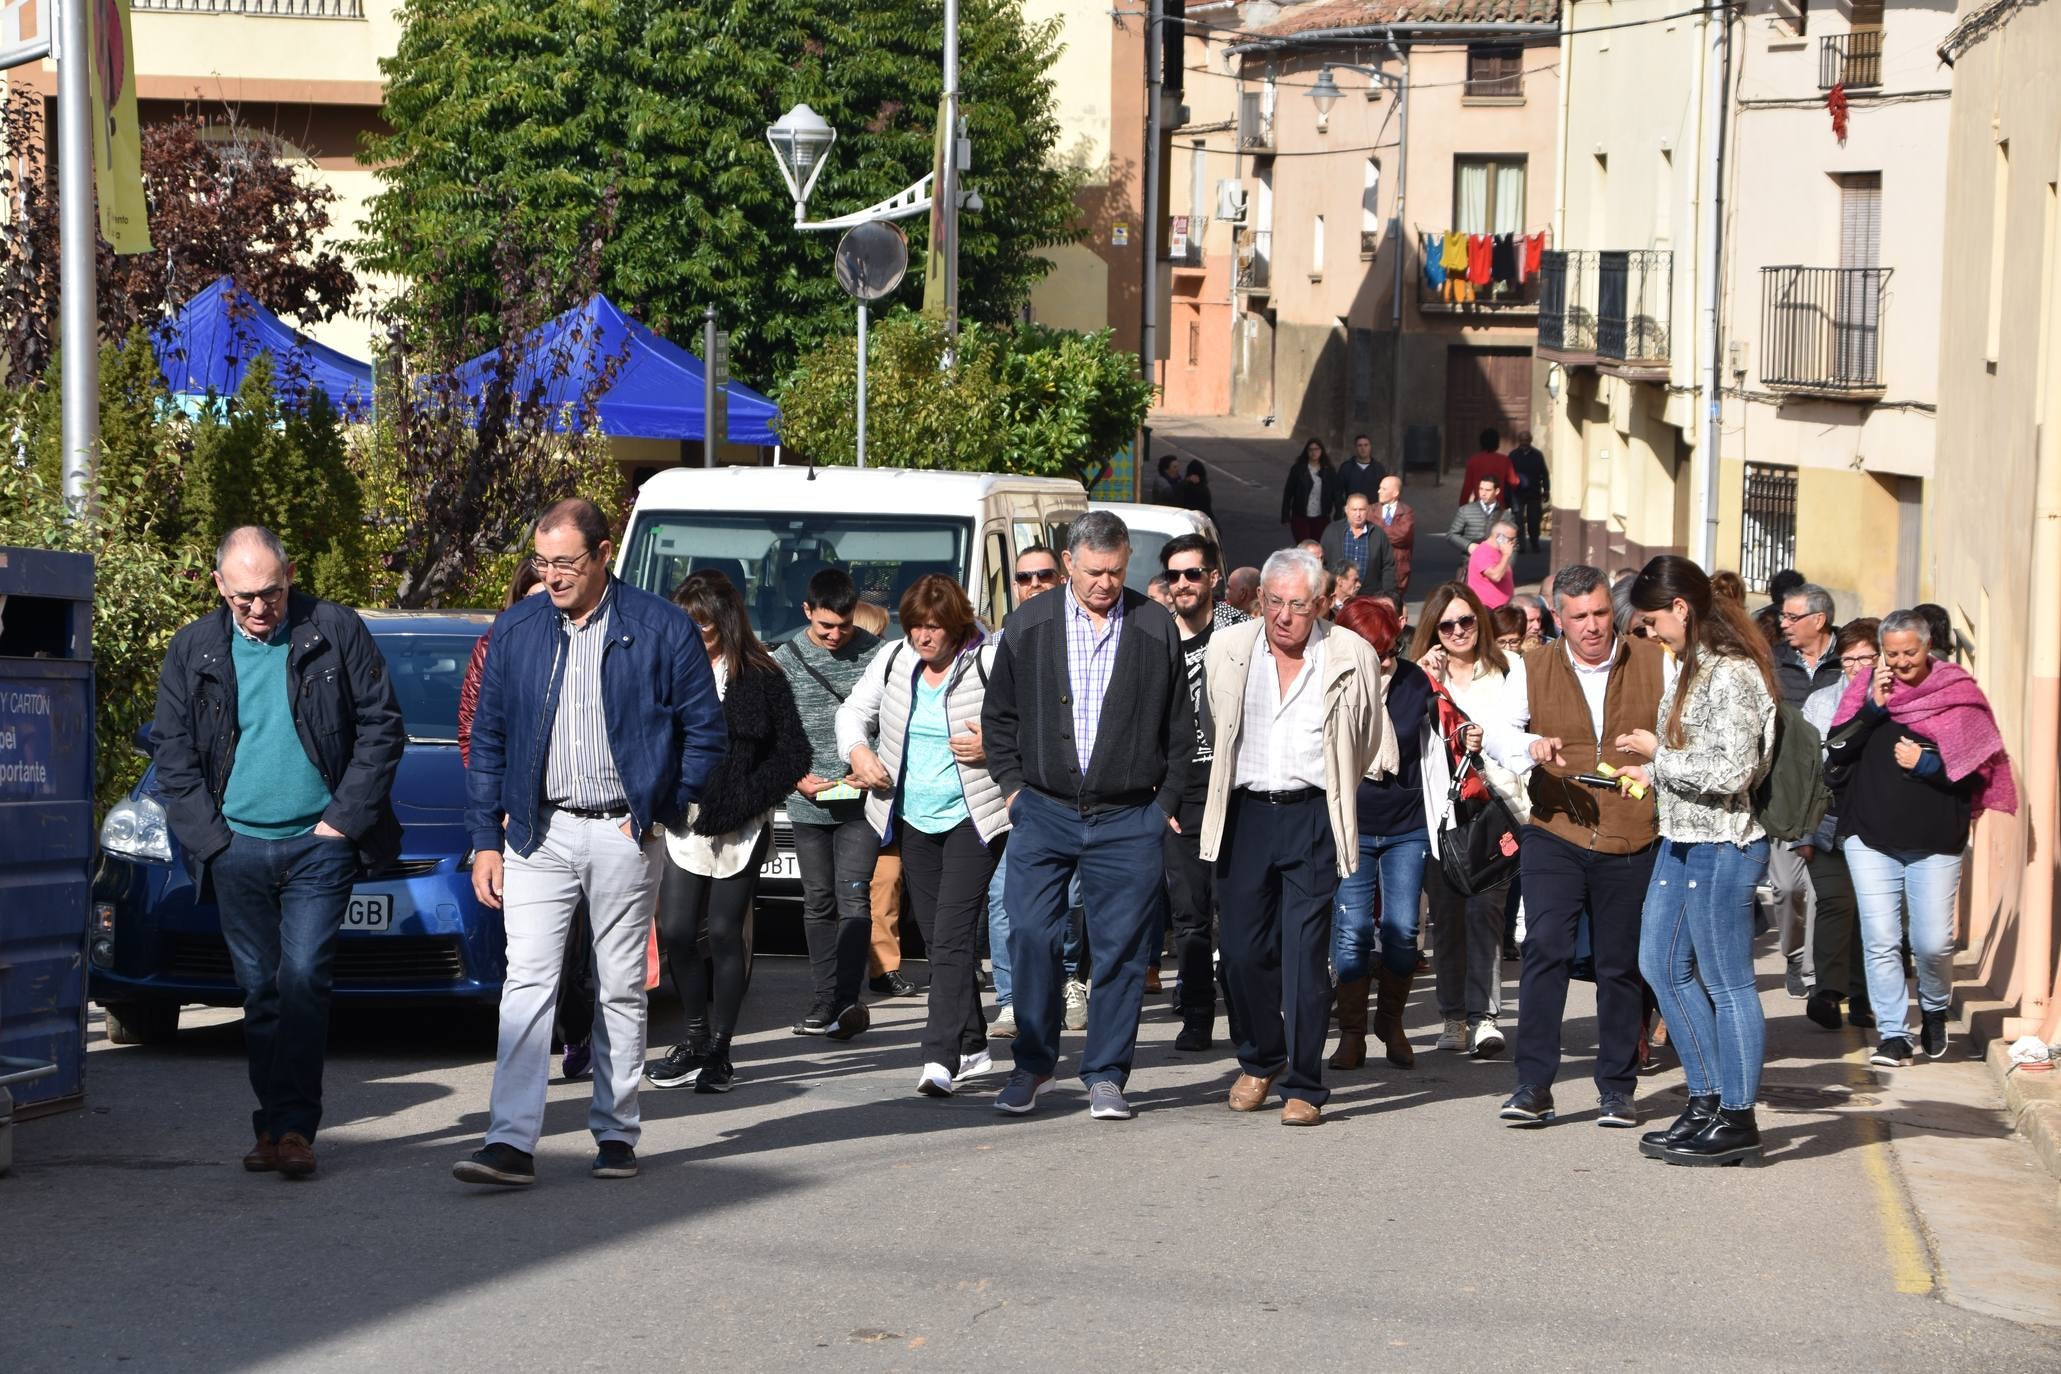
left=1663, top=1105, right=1762, bottom=1166
left=1639, top=1094, right=1718, bottom=1160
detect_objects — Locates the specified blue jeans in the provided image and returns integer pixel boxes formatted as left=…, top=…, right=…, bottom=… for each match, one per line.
left=210, top=829, right=358, bottom=1141
left=1842, top=838, right=1962, bottom=1042
left=989, top=861, right=1082, bottom=1011
left=1331, top=831, right=1431, bottom=981
left=1638, top=838, right=1770, bottom=1110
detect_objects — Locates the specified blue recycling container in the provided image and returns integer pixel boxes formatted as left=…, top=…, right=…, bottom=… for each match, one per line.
left=0, top=546, right=96, bottom=1113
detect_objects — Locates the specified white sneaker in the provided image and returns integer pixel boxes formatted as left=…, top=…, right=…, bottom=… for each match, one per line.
left=916, top=1062, right=956, bottom=1097
left=955, top=1049, right=994, bottom=1082
left=1435, top=1016, right=1468, bottom=1052
left=989, top=1006, right=1017, bottom=1039
left=1063, top=979, right=1090, bottom=1031
left=1469, top=1020, right=1506, bottom=1059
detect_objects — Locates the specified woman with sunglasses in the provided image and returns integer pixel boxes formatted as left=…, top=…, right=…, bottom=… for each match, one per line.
left=1410, top=582, right=1528, bottom=1058
left=1615, top=555, right=1777, bottom=1165
left=646, top=571, right=812, bottom=1094
left=1329, top=596, right=1436, bottom=1070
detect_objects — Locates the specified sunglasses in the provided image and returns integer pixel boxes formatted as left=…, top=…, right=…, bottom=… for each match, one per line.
left=1437, top=613, right=1478, bottom=635
left=1165, top=566, right=1211, bottom=584
left=1014, top=569, right=1059, bottom=585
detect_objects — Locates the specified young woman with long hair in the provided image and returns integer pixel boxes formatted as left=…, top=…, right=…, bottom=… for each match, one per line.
left=645, top=571, right=811, bottom=1093
left=1616, top=555, right=1778, bottom=1166
left=1410, top=581, right=1527, bottom=1059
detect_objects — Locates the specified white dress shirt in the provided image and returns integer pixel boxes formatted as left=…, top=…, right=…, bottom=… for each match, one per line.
left=1233, top=621, right=1330, bottom=792
left=1481, top=638, right=1676, bottom=774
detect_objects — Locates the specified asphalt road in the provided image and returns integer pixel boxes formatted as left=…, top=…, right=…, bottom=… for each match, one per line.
left=5, top=947, right=2059, bottom=1372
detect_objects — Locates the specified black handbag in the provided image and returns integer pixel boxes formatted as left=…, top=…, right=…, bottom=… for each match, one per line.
left=1436, top=752, right=1523, bottom=896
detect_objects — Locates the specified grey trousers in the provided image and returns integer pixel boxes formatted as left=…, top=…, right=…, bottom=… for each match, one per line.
left=486, top=810, right=663, bottom=1153
left=1429, top=865, right=1507, bottom=1024
left=1766, top=840, right=1816, bottom=979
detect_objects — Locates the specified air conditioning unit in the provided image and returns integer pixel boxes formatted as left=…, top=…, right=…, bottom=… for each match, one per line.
left=1216, top=180, right=1247, bottom=223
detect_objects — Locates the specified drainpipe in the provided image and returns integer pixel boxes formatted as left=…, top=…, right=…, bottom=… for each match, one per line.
left=1389, top=40, right=1410, bottom=474
left=2027, top=403, right=2061, bottom=1041
left=1697, top=3, right=1733, bottom=568
left=1143, top=0, right=1164, bottom=393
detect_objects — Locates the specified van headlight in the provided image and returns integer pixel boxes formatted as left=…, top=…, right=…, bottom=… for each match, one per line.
left=101, top=794, right=173, bottom=864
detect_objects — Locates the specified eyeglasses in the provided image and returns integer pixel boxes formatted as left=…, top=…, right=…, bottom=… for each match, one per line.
left=1013, top=569, right=1059, bottom=585
left=1777, top=609, right=1822, bottom=625
left=1165, top=566, right=1211, bottom=584
left=1437, top=613, right=1478, bottom=635
left=224, top=585, right=285, bottom=610
left=1261, top=594, right=1316, bottom=616
left=529, top=550, right=595, bottom=575
left=1840, top=652, right=1878, bottom=668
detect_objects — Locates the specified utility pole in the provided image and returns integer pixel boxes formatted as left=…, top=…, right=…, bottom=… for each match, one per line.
left=941, top=0, right=961, bottom=362
left=58, top=0, right=98, bottom=515
left=1141, top=0, right=1164, bottom=389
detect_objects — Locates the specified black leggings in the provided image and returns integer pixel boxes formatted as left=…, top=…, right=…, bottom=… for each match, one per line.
left=658, top=828, right=771, bottom=1039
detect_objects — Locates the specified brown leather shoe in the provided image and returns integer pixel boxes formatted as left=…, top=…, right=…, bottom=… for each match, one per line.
left=1144, top=966, right=1162, bottom=994
left=274, top=1132, right=317, bottom=1180
left=241, top=1133, right=277, bottom=1173
left=1281, top=1099, right=1323, bottom=1127
left=1227, top=1071, right=1277, bottom=1112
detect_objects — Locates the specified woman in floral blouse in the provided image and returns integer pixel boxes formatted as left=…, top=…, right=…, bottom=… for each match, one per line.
left=1615, top=556, right=1778, bottom=1167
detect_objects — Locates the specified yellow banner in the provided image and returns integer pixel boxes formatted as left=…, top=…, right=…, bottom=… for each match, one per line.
left=89, top=0, right=152, bottom=254
left=920, top=96, right=949, bottom=320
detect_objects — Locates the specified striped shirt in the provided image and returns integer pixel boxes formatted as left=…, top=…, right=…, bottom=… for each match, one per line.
left=543, top=590, right=628, bottom=811
left=1064, top=586, right=1125, bottom=772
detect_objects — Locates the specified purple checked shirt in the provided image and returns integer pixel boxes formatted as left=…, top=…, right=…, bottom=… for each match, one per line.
left=1063, top=585, right=1125, bottom=772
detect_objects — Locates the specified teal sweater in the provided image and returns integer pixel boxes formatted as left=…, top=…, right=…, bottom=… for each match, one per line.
left=222, top=630, right=334, bottom=839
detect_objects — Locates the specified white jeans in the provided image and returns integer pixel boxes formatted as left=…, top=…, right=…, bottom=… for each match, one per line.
left=486, top=810, right=662, bottom=1152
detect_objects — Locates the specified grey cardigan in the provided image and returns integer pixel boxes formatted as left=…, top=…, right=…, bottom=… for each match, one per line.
left=982, top=586, right=1193, bottom=815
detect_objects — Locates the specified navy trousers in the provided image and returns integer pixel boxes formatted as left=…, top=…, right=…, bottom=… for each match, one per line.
left=1003, top=789, right=1168, bottom=1088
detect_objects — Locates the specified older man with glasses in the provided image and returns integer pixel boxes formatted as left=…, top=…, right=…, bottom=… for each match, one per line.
left=1198, top=548, right=1389, bottom=1125
left=455, top=498, right=728, bottom=1187
left=150, top=526, right=405, bottom=1180
left=1769, top=582, right=1843, bottom=997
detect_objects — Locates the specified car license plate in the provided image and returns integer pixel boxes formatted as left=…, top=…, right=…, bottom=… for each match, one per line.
left=344, top=892, right=393, bottom=933
left=759, top=850, right=800, bottom=882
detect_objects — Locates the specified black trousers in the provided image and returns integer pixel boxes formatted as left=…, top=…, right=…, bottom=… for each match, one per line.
left=900, top=820, right=999, bottom=1069
left=1513, top=828, right=1657, bottom=1097
left=1214, top=793, right=1339, bottom=1108
left=658, top=828, right=771, bottom=1040
left=1806, top=844, right=1865, bottom=1000
left=1511, top=491, right=1545, bottom=549
left=793, top=814, right=881, bottom=1011
left=1161, top=828, right=1220, bottom=1022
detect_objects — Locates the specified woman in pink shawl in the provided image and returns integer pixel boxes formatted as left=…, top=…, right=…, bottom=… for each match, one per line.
left=1825, top=610, right=2017, bottom=1069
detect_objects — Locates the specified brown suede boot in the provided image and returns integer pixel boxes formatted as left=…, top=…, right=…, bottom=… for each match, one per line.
left=1374, top=968, right=1416, bottom=1068
left=1329, top=978, right=1371, bottom=1069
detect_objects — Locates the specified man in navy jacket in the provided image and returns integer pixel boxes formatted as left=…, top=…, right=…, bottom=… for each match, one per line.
left=454, top=498, right=726, bottom=1187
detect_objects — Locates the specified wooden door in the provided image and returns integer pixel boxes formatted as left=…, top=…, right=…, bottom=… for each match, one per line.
left=1444, top=346, right=1533, bottom=472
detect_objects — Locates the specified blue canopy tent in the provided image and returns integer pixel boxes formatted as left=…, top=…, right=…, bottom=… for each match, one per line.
left=153, top=276, right=375, bottom=417
left=452, top=294, right=780, bottom=446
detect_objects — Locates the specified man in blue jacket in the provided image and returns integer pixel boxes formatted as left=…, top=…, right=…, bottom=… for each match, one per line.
left=454, top=498, right=727, bottom=1187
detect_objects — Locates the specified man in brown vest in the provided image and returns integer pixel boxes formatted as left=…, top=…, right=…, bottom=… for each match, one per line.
left=1481, top=564, right=1671, bottom=1129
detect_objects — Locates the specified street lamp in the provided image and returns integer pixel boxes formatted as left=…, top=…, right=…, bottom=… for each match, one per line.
left=765, top=104, right=838, bottom=225
left=1308, top=67, right=1343, bottom=129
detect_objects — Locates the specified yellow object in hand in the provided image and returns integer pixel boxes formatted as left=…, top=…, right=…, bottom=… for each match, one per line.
left=1596, top=761, right=1649, bottom=801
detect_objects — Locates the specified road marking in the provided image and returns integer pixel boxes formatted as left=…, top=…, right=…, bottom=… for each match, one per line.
left=1153, top=434, right=1261, bottom=488
left=1844, top=1042, right=1936, bottom=1296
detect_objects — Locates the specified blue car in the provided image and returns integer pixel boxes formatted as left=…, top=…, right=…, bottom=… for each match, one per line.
left=89, top=611, right=501, bottom=1044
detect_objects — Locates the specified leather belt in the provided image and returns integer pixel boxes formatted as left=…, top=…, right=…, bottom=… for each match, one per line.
left=551, top=803, right=631, bottom=822
left=1238, top=786, right=1322, bottom=806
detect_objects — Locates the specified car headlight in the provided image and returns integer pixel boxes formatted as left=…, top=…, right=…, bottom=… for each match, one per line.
left=101, top=794, right=173, bottom=864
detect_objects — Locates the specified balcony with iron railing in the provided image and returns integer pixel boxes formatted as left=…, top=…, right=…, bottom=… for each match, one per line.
left=1760, top=265, right=1892, bottom=398
left=1536, top=250, right=1599, bottom=359
left=1236, top=231, right=1271, bottom=294
left=1417, top=234, right=1541, bottom=316
left=1597, top=250, right=1672, bottom=375
left=1818, top=30, right=1884, bottom=89
left=133, top=0, right=366, bottom=13
left=1237, top=92, right=1275, bottom=154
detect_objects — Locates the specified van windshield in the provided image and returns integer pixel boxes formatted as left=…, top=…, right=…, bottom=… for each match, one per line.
left=620, top=511, right=973, bottom=642
left=1123, top=528, right=1173, bottom=595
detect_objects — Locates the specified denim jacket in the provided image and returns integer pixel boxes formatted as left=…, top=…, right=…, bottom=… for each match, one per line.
left=464, top=575, right=728, bottom=857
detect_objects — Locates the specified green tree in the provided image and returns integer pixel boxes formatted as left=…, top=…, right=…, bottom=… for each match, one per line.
left=776, top=314, right=1153, bottom=486
left=182, top=355, right=369, bottom=603
left=359, top=0, right=1080, bottom=387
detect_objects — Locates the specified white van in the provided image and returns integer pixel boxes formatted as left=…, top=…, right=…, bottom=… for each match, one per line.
left=1090, top=500, right=1223, bottom=596
left=617, top=466, right=1089, bottom=636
